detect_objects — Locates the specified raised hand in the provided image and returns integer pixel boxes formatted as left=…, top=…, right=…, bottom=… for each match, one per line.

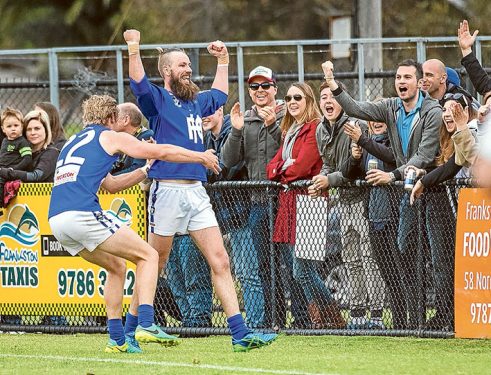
left=321, top=60, right=338, bottom=90
left=207, top=40, right=229, bottom=64
left=257, top=106, right=276, bottom=127
left=123, top=29, right=140, bottom=44
left=230, top=102, right=244, bottom=130
left=450, top=102, right=469, bottom=132
left=321, top=61, right=334, bottom=79
left=344, top=121, right=362, bottom=142
left=458, top=20, right=478, bottom=57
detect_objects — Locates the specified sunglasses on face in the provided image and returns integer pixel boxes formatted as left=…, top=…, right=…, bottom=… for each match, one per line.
left=443, top=93, right=469, bottom=108
left=249, top=82, right=275, bottom=91
left=284, top=94, right=305, bottom=103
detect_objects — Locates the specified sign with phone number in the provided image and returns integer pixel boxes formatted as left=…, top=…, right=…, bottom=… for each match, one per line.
left=0, top=183, right=145, bottom=315
left=455, top=188, right=491, bottom=338
left=57, top=268, right=135, bottom=298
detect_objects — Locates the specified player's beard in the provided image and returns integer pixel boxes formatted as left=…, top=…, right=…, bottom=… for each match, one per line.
left=170, top=73, right=199, bottom=101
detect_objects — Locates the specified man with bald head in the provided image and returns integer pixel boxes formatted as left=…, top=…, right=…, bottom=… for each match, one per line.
left=422, top=58, right=479, bottom=109
left=421, top=59, right=447, bottom=100
left=111, top=102, right=154, bottom=175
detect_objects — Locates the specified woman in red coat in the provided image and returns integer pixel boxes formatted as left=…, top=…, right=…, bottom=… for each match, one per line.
left=267, top=83, right=323, bottom=242
left=267, top=82, right=345, bottom=329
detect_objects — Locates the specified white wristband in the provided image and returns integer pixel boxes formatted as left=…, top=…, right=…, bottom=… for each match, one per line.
left=127, top=42, right=140, bottom=55
left=139, top=164, right=150, bottom=177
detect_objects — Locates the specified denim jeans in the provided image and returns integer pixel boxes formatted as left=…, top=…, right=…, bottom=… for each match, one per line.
left=397, top=193, right=420, bottom=329
left=293, top=256, right=332, bottom=306
left=370, top=220, right=407, bottom=329
left=166, top=235, right=212, bottom=327
left=425, top=188, right=455, bottom=328
left=228, top=225, right=266, bottom=328
left=276, top=243, right=310, bottom=328
left=249, top=202, right=309, bottom=328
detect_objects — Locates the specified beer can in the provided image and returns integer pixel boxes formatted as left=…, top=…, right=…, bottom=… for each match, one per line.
left=368, top=159, right=378, bottom=170
left=404, top=169, right=416, bottom=191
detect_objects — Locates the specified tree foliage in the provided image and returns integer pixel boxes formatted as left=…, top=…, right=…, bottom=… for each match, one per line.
left=0, top=0, right=490, bottom=48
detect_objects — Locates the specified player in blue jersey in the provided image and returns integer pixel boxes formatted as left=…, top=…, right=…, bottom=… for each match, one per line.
left=124, top=29, right=277, bottom=351
left=48, top=94, right=220, bottom=353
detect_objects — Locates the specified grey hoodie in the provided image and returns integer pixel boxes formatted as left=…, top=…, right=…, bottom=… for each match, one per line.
left=316, top=112, right=368, bottom=202
left=333, top=88, right=442, bottom=180
left=221, top=100, right=286, bottom=180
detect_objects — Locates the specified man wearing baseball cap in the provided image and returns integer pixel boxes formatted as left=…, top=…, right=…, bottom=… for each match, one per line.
left=247, top=66, right=276, bottom=84
left=222, top=66, right=309, bottom=329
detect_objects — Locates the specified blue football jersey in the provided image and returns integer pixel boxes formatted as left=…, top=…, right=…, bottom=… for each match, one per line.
left=130, top=75, right=227, bottom=181
left=48, top=125, right=118, bottom=218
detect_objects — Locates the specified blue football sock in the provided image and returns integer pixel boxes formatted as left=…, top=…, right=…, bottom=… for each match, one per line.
left=227, top=314, right=250, bottom=341
left=107, top=318, right=125, bottom=346
left=137, top=304, right=154, bottom=328
left=124, top=312, right=138, bottom=335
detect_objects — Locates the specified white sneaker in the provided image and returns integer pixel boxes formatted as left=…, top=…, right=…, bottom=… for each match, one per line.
left=367, top=318, right=385, bottom=329
left=347, top=316, right=368, bottom=329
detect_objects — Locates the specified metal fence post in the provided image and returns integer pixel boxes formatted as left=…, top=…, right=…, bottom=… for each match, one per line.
left=237, top=46, right=245, bottom=111
left=48, top=50, right=59, bottom=108
left=116, top=49, right=125, bottom=104
left=297, top=45, right=304, bottom=83
left=416, top=40, right=427, bottom=63
left=357, top=43, right=365, bottom=101
left=416, top=197, right=426, bottom=330
left=189, top=48, right=200, bottom=78
left=268, top=187, right=277, bottom=329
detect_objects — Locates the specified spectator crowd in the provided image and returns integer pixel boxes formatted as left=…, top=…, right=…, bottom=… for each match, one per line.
left=3, top=19, right=491, bottom=334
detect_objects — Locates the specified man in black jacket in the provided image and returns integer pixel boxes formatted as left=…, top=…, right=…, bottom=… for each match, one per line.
left=458, top=20, right=491, bottom=105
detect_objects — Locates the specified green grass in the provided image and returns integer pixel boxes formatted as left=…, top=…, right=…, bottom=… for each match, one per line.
left=0, top=333, right=490, bottom=374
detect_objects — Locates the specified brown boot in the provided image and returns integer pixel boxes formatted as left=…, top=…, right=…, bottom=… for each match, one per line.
left=321, top=301, right=346, bottom=329
left=307, top=302, right=325, bottom=329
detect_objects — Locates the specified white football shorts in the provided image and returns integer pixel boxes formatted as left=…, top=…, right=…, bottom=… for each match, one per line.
left=49, top=210, right=122, bottom=256
left=148, top=181, right=218, bottom=236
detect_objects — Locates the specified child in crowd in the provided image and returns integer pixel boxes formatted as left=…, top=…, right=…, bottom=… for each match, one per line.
left=0, top=108, right=32, bottom=207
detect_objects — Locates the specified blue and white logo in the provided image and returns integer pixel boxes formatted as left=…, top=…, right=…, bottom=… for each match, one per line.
left=106, top=198, right=132, bottom=225
left=0, top=204, right=40, bottom=246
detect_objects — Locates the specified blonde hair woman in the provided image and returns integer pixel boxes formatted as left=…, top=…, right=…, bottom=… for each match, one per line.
left=0, top=109, right=58, bottom=183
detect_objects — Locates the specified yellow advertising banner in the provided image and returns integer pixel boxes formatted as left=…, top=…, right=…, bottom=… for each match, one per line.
left=455, top=188, right=491, bottom=338
left=0, top=183, right=145, bottom=316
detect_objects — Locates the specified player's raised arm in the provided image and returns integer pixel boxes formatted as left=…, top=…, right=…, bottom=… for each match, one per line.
left=208, top=40, right=229, bottom=95
left=124, top=29, right=145, bottom=82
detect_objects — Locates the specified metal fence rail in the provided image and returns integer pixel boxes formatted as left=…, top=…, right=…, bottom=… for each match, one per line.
left=1, top=36, right=491, bottom=135
left=0, top=181, right=465, bottom=338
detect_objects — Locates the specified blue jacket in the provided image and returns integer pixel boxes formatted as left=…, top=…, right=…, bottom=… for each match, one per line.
left=341, top=133, right=399, bottom=229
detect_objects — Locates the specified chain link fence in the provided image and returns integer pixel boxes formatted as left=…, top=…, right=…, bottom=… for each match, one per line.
left=0, top=180, right=466, bottom=338
left=0, top=38, right=485, bottom=337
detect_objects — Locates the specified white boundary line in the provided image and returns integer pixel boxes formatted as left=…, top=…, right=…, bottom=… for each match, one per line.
left=0, top=353, right=338, bottom=375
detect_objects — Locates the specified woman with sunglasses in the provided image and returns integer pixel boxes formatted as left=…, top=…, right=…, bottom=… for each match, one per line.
left=266, top=82, right=344, bottom=329
left=409, top=93, right=477, bottom=331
